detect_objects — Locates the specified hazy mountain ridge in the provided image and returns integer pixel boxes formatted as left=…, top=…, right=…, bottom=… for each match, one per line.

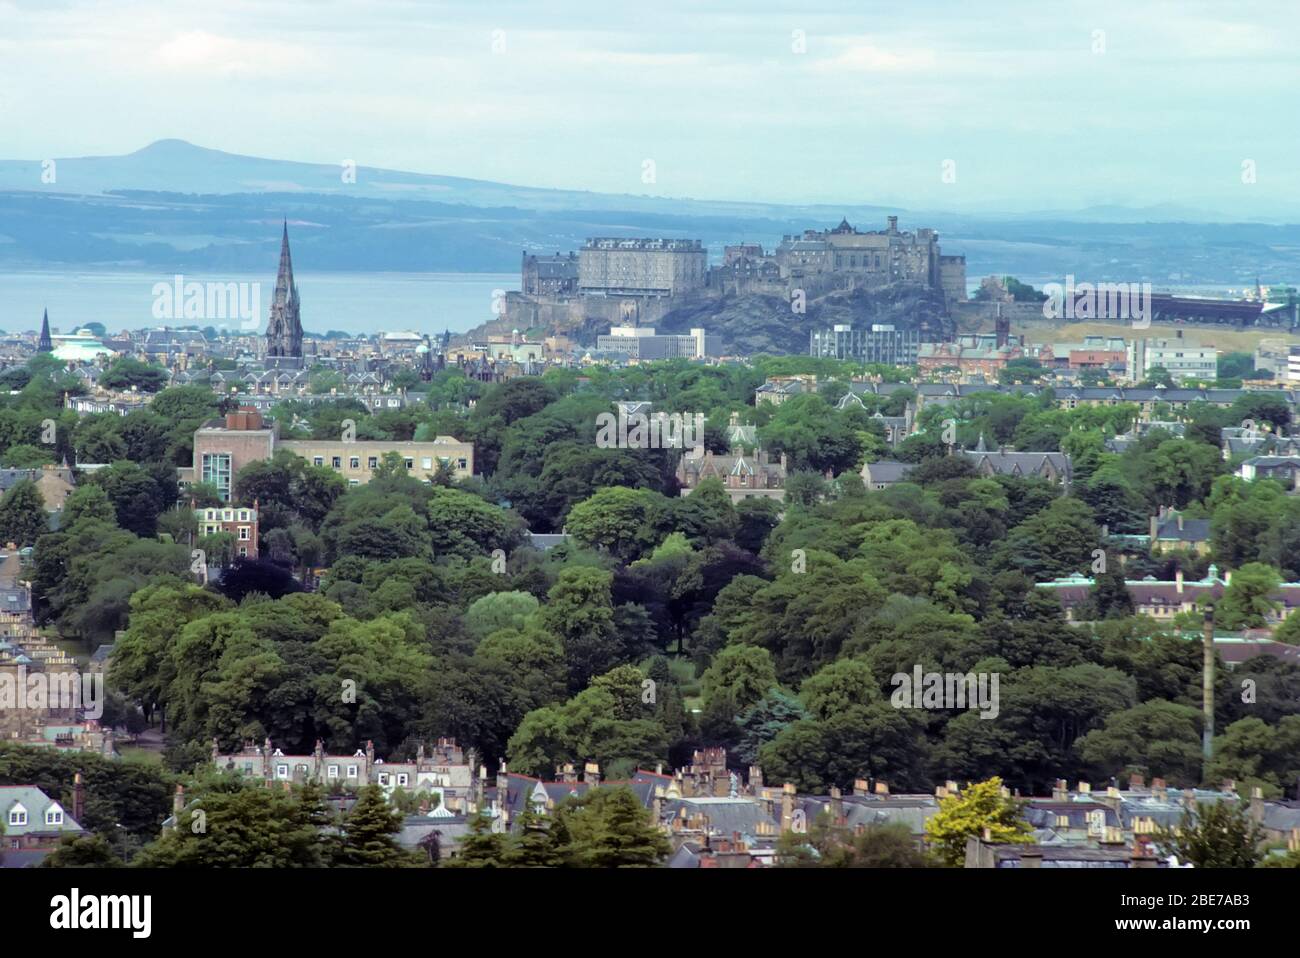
left=1, top=141, right=1298, bottom=285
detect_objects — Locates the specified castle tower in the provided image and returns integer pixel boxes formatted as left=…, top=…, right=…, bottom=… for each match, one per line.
left=265, top=222, right=303, bottom=364
left=37, top=309, right=53, bottom=353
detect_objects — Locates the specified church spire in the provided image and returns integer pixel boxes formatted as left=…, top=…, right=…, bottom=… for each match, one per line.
left=37, top=309, right=53, bottom=353
left=265, top=222, right=303, bottom=364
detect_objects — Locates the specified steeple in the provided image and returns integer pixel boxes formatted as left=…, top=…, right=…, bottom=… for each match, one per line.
left=37, top=309, right=53, bottom=353
left=265, top=222, right=303, bottom=364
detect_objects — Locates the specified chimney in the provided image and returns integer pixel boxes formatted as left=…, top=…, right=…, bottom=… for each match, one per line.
left=1077, top=781, right=1092, bottom=795
left=365, top=739, right=375, bottom=770
left=874, top=781, right=889, bottom=796
left=853, top=778, right=870, bottom=797
left=583, top=761, right=601, bottom=787
left=1151, top=777, right=1167, bottom=802
left=497, top=759, right=509, bottom=801
left=829, top=786, right=843, bottom=826
left=1131, top=844, right=1158, bottom=868
left=1128, top=773, right=1145, bottom=790
left=1177, top=513, right=1184, bottom=531
left=1175, top=568, right=1184, bottom=594
left=173, top=784, right=185, bottom=819
left=1020, top=848, right=1043, bottom=869
left=1052, top=779, right=1069, bottom=801
left=1249, top=786, right=1264, bottom=823
left=781, top=782, right=796, bottom=832
left=749, top=765, right=764, bottom=792
left=73, top=772, right=84, bottom=822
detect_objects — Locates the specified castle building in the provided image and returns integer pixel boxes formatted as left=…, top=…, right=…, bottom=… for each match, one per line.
left=264, top=223, right=304, bottom=368
left=578, top=238, right=707, bottom=297
left=521, top=251, right=579, bottom=296
left=776, top=216, right=966, bottom=306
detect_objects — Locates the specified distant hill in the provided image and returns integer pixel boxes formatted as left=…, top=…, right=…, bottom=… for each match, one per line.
left=0, top=141, right=1298, bottom=284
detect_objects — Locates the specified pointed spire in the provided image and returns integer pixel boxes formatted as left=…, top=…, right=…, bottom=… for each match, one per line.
left=266, top=222, right=303, bottom=362
left=37, top=309, right=53, bottom=352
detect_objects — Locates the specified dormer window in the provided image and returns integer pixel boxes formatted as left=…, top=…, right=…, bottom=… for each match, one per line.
left=46, top=806, right=64, bottom=826
left=8, top=804, right=28, bottom=827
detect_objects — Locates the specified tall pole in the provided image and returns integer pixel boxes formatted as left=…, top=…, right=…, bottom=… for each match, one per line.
left=1202, top=603, right=1215, bottom=777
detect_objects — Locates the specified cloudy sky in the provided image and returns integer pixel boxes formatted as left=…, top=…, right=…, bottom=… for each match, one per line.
left=2, top=0, right=1296, bottom=214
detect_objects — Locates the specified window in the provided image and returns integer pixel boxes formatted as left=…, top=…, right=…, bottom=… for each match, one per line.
left=201, top=453, right=233, bottom=501
left=8, top=806, right=27, bottom=827
left=328, top=765, right=339, bottom=779
left=404, top=458, right=413, bottom=470
left=238, top=546, right=248, bottom=557
left=238, top=527, right=250, bottom=540
left=347, top=765, right=359, bottom=779
left=276, top=764, right=289, bottom=779
left=332, top=456, right=342, bottom=469
left=378, top=773, right=389, bottom=786
left=350, top=457, right=360, bottom=469
left=367, top=456, right=378, bottom=469
left=421, top=457, right=432, bottom=470
left=397, top=774, right=408, bottom=787
left=457, top=458, right=467, bottom=470
left=313, top=456, right=324, bottom=467
left=46, top=807, right=63, bottom=826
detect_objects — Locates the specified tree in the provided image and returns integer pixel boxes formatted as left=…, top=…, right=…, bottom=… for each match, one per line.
left=504, top=804, right=563, bottom=867
left=61, top=484, right=117, bottom=527
left=923, top=777, right=1032, bottom=867
left=552, top=786, right=670, bottom=867
left=133, top=784, right=326, bottom=867
left=101, top=357, right=169, bottom=393
left=0, top=479, right=48, bottom=545
left=40, top=833, right=123, bottom=868
left=448, top=812, right=509, bottom=867
left=336, top=785, right=413, bottom=867
left=565, top=486, right=664, bottom=562
left=465, top=590, right=541, bottom=642
left=1155, top=801, right=1266, bottom=868
left=1216, top=563, right=1282, bottom=629
left=1, top=443, right=54, bottom=468
left=539, top=567, right=621, bottom=691
left=700, top=645, right=778, bottom=714
left=1075, top=700, right=1203, bottom=786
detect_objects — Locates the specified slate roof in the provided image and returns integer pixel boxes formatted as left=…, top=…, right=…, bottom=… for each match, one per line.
left=1151, top=515, right=1211, bottom=543
left=0, top=786, right=84, bottom=838
left=661, top=797, right=779, bottom=836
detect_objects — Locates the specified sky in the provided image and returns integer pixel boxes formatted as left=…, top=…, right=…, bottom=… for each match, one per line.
left=1, top=0, right=1297, bottom=215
